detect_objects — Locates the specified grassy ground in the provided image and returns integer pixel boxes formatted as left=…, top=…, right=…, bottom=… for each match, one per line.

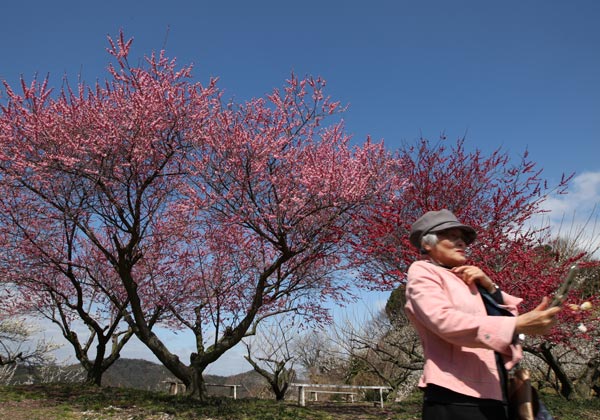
left=1, top=383, right=598, bottom=420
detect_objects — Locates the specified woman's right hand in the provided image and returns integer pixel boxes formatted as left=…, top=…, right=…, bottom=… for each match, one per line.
left=515, top=297, right=561, bottom=336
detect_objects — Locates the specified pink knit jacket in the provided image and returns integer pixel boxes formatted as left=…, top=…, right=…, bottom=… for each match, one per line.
left=405, top=260, right=523, bottom=401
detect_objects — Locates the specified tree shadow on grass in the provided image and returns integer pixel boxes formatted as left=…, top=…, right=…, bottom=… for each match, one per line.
left=304, top=401, right=421, bottom=419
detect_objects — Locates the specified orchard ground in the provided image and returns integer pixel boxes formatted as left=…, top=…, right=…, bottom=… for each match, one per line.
left=1, top=384, right=599, bottom=420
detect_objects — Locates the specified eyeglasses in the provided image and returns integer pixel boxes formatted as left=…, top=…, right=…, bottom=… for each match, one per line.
left=437, top=231, right=467, bottom=244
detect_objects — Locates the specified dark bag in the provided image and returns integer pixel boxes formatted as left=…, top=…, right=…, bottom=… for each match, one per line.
left=508, top=367, right=536, bottom=419
left=508, top=367, right=554, bottom=420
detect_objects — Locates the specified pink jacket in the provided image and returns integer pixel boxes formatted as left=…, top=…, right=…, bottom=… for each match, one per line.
left=404, top=260, right=523, bottom=401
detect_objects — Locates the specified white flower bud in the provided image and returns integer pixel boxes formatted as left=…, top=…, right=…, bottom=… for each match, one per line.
left=578, top=323, right=588, bottom=333
left=580, top=302, right=593, bottom=311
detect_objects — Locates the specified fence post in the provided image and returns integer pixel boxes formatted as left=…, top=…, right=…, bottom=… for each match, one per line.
left=298, top=385, right=306, bottom=406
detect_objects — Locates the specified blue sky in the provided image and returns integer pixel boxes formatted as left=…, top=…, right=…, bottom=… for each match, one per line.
left=2, top=1, right=599, bottom=375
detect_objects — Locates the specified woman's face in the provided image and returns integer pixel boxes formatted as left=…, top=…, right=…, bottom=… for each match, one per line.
left=424, top=228, right=468, bottom=267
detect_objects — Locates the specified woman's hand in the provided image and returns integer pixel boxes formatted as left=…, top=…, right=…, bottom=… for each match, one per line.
left=450, top=265, right=496, bottom=293
left=515, top=297, right=561, bottom=336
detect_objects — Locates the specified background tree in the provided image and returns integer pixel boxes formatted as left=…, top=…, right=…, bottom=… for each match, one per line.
left=331, top=289, right=423, bottom=400
left=0, top=203, right=135, bottom=385
left=520, top=216, right=600, bottom=399
left=0, top=315, right=61, bottom=385
left=0, top=33, right=221, bottom=393
left=0, top=33, right=399, bottom=398
left=294, top=329, right=349, bottom=384
left=243, top=316, right=298, bottom=401
left=351, top=137, right=572, bottom=287
left=0, top=32, right=195, bottom=385
left=0, top=317, right=59, bottom=367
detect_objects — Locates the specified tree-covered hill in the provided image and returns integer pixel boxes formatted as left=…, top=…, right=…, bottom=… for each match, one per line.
left=12, top=358, right=268, bottom=397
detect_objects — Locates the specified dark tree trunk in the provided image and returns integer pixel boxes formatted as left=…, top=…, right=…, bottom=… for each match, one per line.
left=85, top=366, right=104, bottom=386
left=539, top=342, right=577, bottom=400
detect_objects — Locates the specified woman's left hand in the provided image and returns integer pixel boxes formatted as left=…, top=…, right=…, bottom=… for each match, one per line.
left=451, top=265, right=496, bottom=293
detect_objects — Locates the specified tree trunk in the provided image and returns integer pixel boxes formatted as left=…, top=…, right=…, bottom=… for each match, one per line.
left=120, top=253, right=292, bottom=400
left=85, top=365, right=104, bottom=386
left=273, top=380, right=288, bottom=401
left=539, top=342, right=578, bottom=399
left=575, top=358, right=600, bottom=399
left=185, top=366, right=209, bottom=401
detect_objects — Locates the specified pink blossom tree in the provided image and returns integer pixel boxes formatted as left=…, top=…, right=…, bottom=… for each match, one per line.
left=0, top=33, right=222, bottom=389
left=0, top=193, right=135, bottom=385
left=0, top=33, right=399, bottom=397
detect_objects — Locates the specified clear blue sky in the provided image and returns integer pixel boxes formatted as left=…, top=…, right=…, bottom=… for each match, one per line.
left=2, top=0, right=598, bottom=182
left=2, top=0, right=599, bottom=375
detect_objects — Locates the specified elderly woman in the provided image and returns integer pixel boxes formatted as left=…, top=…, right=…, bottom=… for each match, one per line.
left=404, top=209, right=560, bottom=420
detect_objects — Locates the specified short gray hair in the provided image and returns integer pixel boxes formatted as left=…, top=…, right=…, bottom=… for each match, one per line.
left=420, top=233, right=438, bottom=253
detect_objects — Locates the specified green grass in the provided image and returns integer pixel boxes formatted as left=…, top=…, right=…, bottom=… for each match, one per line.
left=0, top=384, right=598, bottom=420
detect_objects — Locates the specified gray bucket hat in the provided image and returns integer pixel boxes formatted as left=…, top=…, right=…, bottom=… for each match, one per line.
left=409, top=209, right=477, bottom=250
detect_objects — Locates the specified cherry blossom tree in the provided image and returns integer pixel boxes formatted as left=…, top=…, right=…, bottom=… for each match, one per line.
left=0, top=191, right=136, bottom=385
left=138, top=74, right=398, bottom=398
left=349, top=137, right=595, bottom=306
left=0, top=33, right=218, bottom=389
left=0, top=33, right=399, bottom=398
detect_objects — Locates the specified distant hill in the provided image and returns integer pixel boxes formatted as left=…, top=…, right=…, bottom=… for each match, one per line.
left=104, top=358, right=190, bottom=390
left=12, top=358, right=271, bottom=397
left=225, top=369, right=271, bottom=398
left=104, top=359, right=269, bottom=397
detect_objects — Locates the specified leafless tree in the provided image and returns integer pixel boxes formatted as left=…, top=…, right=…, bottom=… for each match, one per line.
left=0, top=317, right=61, bottom=385
left=332, top=289, right=423, bottom=400
left=294, top=328, right=349, bottom=384
left=243, top=317, right=298, bottom=400
left=523, top=207, right=600, bottom=399
left=0, top=318, right=59, bottom=367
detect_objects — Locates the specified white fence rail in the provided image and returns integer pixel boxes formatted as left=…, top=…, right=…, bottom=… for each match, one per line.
left=291, top=383, right=392, bottom=408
